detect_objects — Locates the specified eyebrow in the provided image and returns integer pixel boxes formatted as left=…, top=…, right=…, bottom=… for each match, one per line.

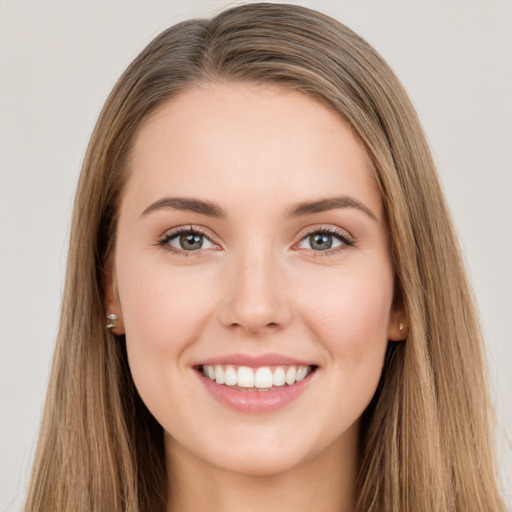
left=284, top=196, right=377, bottom=221
left=140, top=195, right=377, bottom=221
left=141, top=197, right=227, bottom=219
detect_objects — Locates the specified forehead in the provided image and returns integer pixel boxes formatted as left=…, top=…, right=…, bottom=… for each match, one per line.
left=124, top=82, right=381, bottom=219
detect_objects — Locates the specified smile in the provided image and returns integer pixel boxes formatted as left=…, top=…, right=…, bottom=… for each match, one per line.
left=195, top=359, right=318, bottom=413
left=200, top=364, right=315, bottom=390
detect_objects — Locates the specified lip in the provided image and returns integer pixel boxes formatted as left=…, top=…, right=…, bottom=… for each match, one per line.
left=195, top=352, right=315, bottom=368
left=194, top=353, right=318, bottom=414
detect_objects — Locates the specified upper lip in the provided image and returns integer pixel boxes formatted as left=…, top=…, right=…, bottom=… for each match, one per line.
left=195, top=352, right=316, bottom=368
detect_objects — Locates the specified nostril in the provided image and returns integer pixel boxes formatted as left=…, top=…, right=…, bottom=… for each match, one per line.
left=231, top=322, right=279, bottom=329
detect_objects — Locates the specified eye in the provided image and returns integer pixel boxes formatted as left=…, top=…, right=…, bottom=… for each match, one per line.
left=296, top=227, right=353, bottom=252
left=159, top=227, right=217, bottom=253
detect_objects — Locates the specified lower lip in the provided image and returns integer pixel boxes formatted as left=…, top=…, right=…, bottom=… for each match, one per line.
left=197, top=370, right=315, bottom=413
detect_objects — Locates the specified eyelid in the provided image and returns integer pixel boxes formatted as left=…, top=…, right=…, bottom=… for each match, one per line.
left=293, top=224, right=355, bottom=255
left=156, top=223, right=354, bottom=257
left=157, top=225, right=222, bottom=254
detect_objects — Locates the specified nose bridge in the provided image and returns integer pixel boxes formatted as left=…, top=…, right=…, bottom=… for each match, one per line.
left=219, top=238, right=290, bottom=333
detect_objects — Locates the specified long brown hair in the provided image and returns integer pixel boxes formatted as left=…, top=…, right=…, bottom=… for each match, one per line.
left=25, top=3, right=506, bottom=511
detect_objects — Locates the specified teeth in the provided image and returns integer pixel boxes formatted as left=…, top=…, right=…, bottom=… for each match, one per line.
left=273, top=367, right=286, bottom=387
left=254, top=367, right=273, bottom=389
left=214, top=365, right=225, bottom=385
left=224, top=365, right=237, bottom=386
left=296, top=366, right=308, bottom=382
left=285, top=366, right=296, bottom=385
left=237, top=366, right=255, bottom=388
left=201, top=364, right=313, bottom=388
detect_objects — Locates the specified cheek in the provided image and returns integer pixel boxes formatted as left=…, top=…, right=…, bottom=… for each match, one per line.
left=261, top=264, right=393, bottom=448
left=116, top=256, right=219, bottom=401
left=118, top=259, right=215, bottom=351
left=117, top=259, right=220, bottom=418
left=297, top=265, right=393, bottom=372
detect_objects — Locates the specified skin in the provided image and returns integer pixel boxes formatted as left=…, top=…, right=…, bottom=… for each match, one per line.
left=107, top=82, right=406, bottom=512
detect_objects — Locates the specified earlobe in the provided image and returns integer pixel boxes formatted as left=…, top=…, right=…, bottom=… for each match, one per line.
left=104, top=261, right=125, bottom=335
left=388, top=307, right=408, bottom=342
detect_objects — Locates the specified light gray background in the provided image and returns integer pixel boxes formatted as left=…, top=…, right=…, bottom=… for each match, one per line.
left=1, top=1, right=511, bottom=510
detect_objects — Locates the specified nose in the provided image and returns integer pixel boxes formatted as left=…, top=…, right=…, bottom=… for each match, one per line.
left=218, top=245, right=292, bottom=335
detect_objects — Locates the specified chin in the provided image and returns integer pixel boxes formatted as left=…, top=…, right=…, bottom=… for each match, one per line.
left=174, top=420, right=355, bottom=479
left=209, top=447, right=310, bottom=477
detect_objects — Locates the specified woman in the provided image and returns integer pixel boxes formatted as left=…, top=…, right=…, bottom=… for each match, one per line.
left=24, top=3, right=506, bottom=511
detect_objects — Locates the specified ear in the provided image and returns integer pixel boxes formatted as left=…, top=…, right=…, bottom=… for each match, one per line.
left=388, top=304, right=408, bottom=342
left=104, top=260, right=125, bottom=335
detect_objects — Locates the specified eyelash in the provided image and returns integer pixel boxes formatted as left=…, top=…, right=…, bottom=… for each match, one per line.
left=157, top=226, right=217, bottom=257
left=298, top=226, right=355, bottom=258
left=156, top=225, right=355, bottom=257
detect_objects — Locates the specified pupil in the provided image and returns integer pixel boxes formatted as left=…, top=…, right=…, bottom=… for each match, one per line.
left=311, top=233, right=332, bottom=250
left=180, top=233, right=203, bottom=250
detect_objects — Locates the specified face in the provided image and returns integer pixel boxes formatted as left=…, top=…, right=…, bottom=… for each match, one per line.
left=107, top=82, right=405, bottom=477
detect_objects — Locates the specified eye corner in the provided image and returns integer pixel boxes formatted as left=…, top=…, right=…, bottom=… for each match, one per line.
left=156, top=225, right=222, bottom=255
left=294, top=225, right=355, bottom=256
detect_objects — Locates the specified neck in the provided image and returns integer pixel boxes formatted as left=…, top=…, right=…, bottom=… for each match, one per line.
left=165, top=426, right=358, bottom=512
